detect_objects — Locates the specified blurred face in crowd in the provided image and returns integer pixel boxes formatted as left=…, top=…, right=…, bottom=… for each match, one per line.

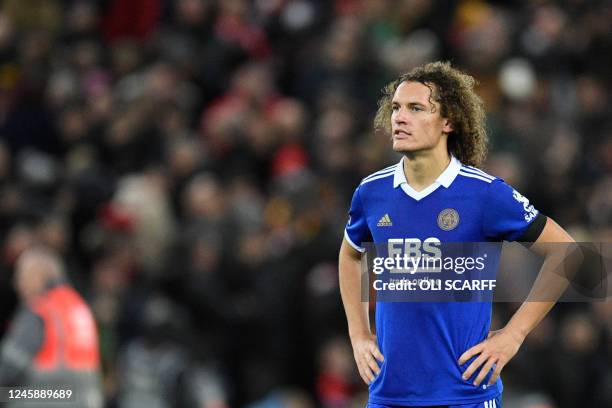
left=391, top=81, right=453, bottom=155
left=14, top=251, right=48, bottom=301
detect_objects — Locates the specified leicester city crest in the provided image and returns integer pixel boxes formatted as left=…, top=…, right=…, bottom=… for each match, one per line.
left=437, top=208, right=460, bottom=231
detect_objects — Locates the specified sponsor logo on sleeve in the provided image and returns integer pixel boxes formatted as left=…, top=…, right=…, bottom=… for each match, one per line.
left=512, top=189, right=538, bottom=222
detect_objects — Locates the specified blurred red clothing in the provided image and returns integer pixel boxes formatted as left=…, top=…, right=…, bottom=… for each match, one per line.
left=101, top=0, right=161, bottom=42
left=30, top=284, right=100, bottom=371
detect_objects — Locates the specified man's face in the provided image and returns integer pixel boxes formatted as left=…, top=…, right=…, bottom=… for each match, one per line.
left=14, top=256, right=45, bottom=301
left=390, top=81, right=453, bottom=154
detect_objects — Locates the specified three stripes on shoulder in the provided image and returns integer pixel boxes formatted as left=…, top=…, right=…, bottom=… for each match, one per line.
left=359, top=163, right=496, bottom=186
left=458, top=166, right=496, bottom=183
left=361, top=164, right=397, bottom=186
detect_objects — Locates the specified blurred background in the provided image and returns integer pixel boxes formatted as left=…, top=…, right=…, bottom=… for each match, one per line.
left=0, top=0, right=610, bottom=407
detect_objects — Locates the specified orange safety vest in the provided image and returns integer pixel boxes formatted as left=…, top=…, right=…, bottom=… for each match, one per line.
left=29, top=284, right=100, bottom=371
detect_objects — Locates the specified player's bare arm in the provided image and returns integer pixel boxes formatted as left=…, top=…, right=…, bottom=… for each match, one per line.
left=458, top=217, right=576, bottom=386
left=339, top=238, right=384, bottom=385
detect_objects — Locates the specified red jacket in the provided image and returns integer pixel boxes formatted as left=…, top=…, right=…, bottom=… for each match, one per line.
left=30, top=284, right=100, bottom=371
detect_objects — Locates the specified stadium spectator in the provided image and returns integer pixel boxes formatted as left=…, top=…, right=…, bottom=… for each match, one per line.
left=0, top=246, right=103, bottom=408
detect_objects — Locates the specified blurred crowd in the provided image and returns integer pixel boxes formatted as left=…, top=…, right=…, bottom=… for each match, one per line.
left=0, top=0, right=611, bottom=407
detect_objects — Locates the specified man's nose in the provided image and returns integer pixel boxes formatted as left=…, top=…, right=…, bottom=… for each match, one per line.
left=394, top=108, right=409, bottom=124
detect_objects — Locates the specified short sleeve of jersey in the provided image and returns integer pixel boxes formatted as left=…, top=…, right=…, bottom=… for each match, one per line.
left=344, top=186, right=372, bottom=252
left=483, top=179, right=540, bottom=241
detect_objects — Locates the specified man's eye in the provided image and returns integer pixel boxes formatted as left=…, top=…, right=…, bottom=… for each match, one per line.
left=410, top=106, right=422, bottom=112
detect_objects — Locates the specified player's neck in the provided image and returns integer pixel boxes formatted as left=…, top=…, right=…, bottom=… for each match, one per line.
left=402, top=149, right=451, bottom=192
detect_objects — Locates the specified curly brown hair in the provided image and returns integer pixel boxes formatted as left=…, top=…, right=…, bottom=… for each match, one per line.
left=374, top=61, right=488, bottom=167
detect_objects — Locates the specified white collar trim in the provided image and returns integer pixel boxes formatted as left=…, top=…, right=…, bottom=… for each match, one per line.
left=393, top=155, right=462, bottom=200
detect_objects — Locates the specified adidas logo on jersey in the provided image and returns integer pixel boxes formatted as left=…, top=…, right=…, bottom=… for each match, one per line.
left=377, top=214, right=393, bottom=227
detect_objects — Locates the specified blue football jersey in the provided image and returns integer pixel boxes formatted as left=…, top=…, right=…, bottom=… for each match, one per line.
left=345, top=156, right=540, bottom=406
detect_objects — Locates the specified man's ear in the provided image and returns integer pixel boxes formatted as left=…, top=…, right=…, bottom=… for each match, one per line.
left=442, top=118, right=454, bottom=134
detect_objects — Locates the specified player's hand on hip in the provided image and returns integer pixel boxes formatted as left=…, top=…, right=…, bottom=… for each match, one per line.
left=458, top=328, right=525, bottom=387
left=350, top=332, right=384, bottom=385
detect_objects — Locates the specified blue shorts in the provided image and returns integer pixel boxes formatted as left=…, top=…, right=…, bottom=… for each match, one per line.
left=367, top=395, right=502, bottom=408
